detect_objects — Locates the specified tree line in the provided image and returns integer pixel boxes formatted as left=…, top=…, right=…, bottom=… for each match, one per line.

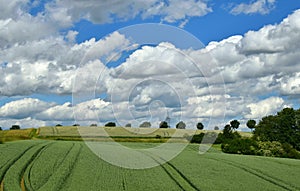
left=100, top=121, right=210, bottom=130
left=219, top=108, right=300, bottom=159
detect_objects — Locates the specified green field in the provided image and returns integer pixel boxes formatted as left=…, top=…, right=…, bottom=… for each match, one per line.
left=1, top=140, right=299, bottom=191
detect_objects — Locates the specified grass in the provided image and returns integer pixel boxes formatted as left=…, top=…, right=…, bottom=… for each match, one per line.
left=0, top=140, right=299, bottom=191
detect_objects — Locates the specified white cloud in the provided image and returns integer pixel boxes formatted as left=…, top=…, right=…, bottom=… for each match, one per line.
left=0, top=118, right=47, bottom=129
left=245, top=97, right=285, bottom=119
left=66, top=30, right=79, bottom=43
left=36, top=99, right=113, bottom=123
left=0, top=98, right=55, bottom=119
left=0, top=16, right=56, bottom=48
left=0, top=31, right=130, bottom=96
left=1, top=2, right=300, bottom=128
left=0, top=0, right=29, bottom=19
left=194, top=9, right=300, bottom=97
left=36, top=102, right=74, bottom=121
left=230, top=0, right=276, bottom=15
left=45, top=0, right=211, bottom=26
left=142, top=0, right=212, bottom=23
left=112, top=42, right=196, bottom=79
left=279, top=72, right=300, bottom=96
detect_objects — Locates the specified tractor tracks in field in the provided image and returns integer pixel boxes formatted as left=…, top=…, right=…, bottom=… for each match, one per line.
left=121, top=175, right=127, bottom=191
left=38, top=143, right=82, bottom=191
left=207, top=156, right=298, bottom=191
left=0, top=142, right=82, bottom=191
left=20, top=144, right=51, bottom=191
left=0, top=142, right=50, bottom=191
left=145, top=153, right=200, bottom=191
left=23, top=143, right=55, bottom=191
left=0, top=144, right=37, bottom=191
left=162, top=161, right=200, bottom=191
left=33, top=142, right=76, bottom=190
left=0, top=145, right=35, bottom=180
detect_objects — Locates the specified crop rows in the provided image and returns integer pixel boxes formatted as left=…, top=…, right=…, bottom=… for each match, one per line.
left=1, top=141, right=49, bottom=191
left=1, top=141, right=300, bottom=191
left=23, top=142, right=76, bottom=190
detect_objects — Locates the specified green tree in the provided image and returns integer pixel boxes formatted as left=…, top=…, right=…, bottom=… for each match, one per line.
left=125, top=123, right=131, bottom=127
left=176, top=121, right=186, bottom=129
left=139, top=122, right=151, bottom=128
left=10, top=125, right=20, bottom=130
left=222, top=124, right=233, bottom=139
left=105, top=122, right=116, bottom=127
left=230, top=120, right=240, bottom=131
left=246, top=119, right=256, bottom=132
left=254, top=108, right=300, bottom=151
left=159, top=121, right=169, bottom=128
left=0, top=127, right=2, bottom=131
left=196, top=122, right=204, bottom=130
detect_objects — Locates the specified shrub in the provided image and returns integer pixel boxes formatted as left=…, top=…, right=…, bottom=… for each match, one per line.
left=255, top=141, right=300, bottom=159
left=255, top=141, right=284, bottom=157
left=221, top=138, right=258, bottom=155
left=190, top=133, right=205, bottom=143
left=189, top=132, right=222, bottom=144
left=212, top=133, right=223, bottom=144
left=217, top=131, right=241, bottom=144
left=281, top=143, right=300, bottom=159
left=201, top=132, right=219, bottom=144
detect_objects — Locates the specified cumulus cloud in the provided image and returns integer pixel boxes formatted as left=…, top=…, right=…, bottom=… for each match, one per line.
left=45, top=0, right=211, bottom=26
left=0, top=16, right=56, bottom=48
left=0, top=118, right=47, bottom=129
left=230, top=0, right=276, bottom=15
left=0, top=31, right=130, bottom=96
left=245, top=97, right=285, bottom=119
left=0, top=0, right=29, bottom=19
left=142, top=0, right=212, bottom=23
left=0, top=98, right=55, bottom=119
left=75, top=10, right=300, bottom=126
left=279, top=72, right=300, bottom=96
left=196, top=9, right=300, bottom=97
left=1, top=2, right=300, bottom=128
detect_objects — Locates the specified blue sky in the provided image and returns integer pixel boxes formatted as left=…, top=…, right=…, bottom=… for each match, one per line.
left=71, top=0, right=300, bottom=45
left=0, top=0, right=300, bottom=129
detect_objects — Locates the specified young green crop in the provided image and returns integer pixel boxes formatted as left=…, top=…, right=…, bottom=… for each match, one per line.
left=37, top=143, right=82, bottom=191
left=23, top=141, right=74, bottom=190
left=2, top=142, right=49, bottom=191
left=1, top=141, right=300, bottom=191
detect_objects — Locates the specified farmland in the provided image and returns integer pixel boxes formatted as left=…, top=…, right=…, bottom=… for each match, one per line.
left=1, top=140, right=300, bottom=191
